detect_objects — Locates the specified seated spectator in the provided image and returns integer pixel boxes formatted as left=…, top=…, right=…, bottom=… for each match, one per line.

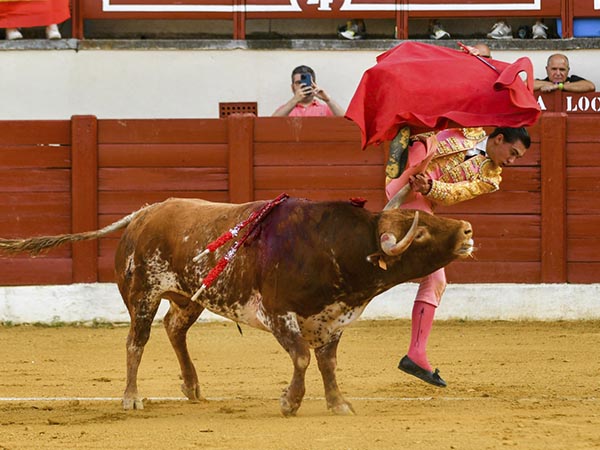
left=2, top=0, right=70, bottom=40
left=534, top=54, right=596, bottom=93
left=461, top=43, right=492, bottom=59
left=472, top=43, right=491, bottom=58
left=272, top=65, right=345, bottom=117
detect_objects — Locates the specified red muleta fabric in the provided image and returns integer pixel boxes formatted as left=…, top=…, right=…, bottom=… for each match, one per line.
left=345, top=42, right=541, bottom=150
left=0, top=0, right=70, bottom=28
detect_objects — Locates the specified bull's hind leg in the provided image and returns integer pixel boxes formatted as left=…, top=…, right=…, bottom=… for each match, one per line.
left=122, top=292, right=161, bottom=410
left=271, top=313, right=311, bottom=417
left=315, top=331, right=355, bottom=415
left=163, top=298, right=205, bottom=402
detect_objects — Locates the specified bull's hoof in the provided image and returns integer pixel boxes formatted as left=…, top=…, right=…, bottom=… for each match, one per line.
left=279, top=395, right=301, bottom=417
left=330, top=402, right=355, bottom=416
left=180, top=384, right=203, bottom=402
left=122, top=397, right=144, bottom=410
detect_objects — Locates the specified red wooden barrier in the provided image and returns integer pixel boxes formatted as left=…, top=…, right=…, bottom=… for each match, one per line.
left=1, top=111, right=599, bottom=285
left=70, top=0, right=589, bottom=39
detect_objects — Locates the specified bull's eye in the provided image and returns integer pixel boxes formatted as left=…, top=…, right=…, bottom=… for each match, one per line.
left=414, top=228, right=429, bottom=242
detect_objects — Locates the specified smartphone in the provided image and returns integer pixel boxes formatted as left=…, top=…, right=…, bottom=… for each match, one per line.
left=300, top=73, right=312, bottom=88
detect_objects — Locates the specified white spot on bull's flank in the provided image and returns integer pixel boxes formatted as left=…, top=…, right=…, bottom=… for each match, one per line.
left=183, top=235, right=190, bottom=242
left=125, top=252, right=136, bottom=275
left=297, top=302, right=367, bottom=347
left=282, top=312, right=301, bottom=335
left=145, top=250, right=186, bottom=299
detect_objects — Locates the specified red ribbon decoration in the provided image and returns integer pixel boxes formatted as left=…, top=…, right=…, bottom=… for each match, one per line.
left=191, top=193, right=289, bottom=301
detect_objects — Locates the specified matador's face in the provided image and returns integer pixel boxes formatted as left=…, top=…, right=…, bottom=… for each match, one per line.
left=487, top=134, right=527, bottom=167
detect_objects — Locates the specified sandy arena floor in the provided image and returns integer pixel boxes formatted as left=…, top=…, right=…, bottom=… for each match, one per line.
left=0, top=319, right=599, bottom=449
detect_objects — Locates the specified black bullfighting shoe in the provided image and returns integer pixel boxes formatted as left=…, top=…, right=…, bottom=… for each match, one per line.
left=398, top=355, right=447, bottom=388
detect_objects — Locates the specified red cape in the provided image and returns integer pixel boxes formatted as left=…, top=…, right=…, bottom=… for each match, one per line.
left=345, top=42, right=541, bottom=149
left=0, top=0, right=70, bottom=28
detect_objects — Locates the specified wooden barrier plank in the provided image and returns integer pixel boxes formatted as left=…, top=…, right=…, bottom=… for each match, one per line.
left=98, top=257, right=116, bottom=282
left=437, top=191, right=540, bottom=215
left=71, top=115, right=99, bottom=283
left=0, top=217, right=71, bottom=237
left=98, top=143, right=228, bottom=167
left=541, top=112, right=567, bottom=282
left=98, top=191, right=229, bottom=214
left=254, top=166, right=383, bottom=190
left=99, top=168, right=228, bottom=191
left=446, top=261, right=541, bottom=283
left=499, top=167, right=540, bottom=191
left=473, top=237, right=540, bottom=262
left=566, top=117, right=600, bottom=142
left=255, top=117, right=363, bottom=143
left=255, top=142, right=384, bottom=166
left=228, top=114, right=254, bottom=203
left=98, top=119, right=227, bottom=144
left=0, top=192, right=71, bottom=215
left=0, top=121, right=70, bottom=145
left=568, top=263, right=600, bottom=284
left=567, top=167, right=600, bottom=190
left=99, top=239, right=120, bottom=256
left=0, top=169, right=70, bottom=192
left=0, top=259, right=72, bottom=285
left=80, top=0, right=234, bottom=20
left=567, top=238, right=600, bottom=262
left=441, top=214, right=540, bottom=239
left=567, top=192, right=600, bottom=214
left=567, top=215, right=600, bottom=239
left=0, top=145, right=71, bottom=168
left=566, top=143, right=600, bottom=167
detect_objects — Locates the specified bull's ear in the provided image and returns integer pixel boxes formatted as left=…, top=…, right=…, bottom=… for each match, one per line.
left=366, top=252, right=396, bottom=270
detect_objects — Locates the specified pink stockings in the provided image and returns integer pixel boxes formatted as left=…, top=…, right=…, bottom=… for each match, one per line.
left=406, top=268, right=446, bottom=371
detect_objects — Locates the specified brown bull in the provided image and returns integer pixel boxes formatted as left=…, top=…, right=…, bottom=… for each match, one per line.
left=0, top=196, right=474, bottom=416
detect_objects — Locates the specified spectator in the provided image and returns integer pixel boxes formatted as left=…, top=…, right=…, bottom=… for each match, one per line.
left=461, top=43, right=491, bottom=59
left=2, top=0, right=69, bottom=40
left=534, top=54, right=596, bottom=93
left=272, top=65, right=345, bottom=117
left=472, top=43, right=491, bottom=58
left=386, top=126, right=531, bottom=388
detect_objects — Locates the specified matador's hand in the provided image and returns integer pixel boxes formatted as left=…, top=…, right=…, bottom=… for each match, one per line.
left=409, top=173, right=432, bottom=195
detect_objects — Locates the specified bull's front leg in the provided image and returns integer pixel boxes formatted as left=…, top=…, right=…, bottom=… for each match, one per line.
left=271, top=312, right=311, bottom=417
left=315, top=331, right=355, bottom=415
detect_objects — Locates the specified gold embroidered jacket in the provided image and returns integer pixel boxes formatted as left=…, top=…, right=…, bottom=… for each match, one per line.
left=414, top=128, right=503, bottom=206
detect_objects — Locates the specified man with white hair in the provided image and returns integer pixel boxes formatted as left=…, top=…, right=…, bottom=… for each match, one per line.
left=534, top=54, right=595, bottom=93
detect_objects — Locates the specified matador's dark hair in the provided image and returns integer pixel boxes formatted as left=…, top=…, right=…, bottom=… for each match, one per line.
left=489, top=127, right=531, bottom=148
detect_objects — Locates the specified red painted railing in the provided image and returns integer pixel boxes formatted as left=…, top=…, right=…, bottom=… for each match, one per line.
left=1, top=105, right=599, bottom=285
left=67, top=0, right=598, bottom=40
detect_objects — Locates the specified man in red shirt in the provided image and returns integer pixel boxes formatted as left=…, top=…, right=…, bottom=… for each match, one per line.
left=272, top=65, right=345, bottom=117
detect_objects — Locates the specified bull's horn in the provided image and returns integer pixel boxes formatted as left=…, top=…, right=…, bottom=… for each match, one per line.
left=380, top=211, right=420, bottom=256
left=383, top=184, right=411, bottom=210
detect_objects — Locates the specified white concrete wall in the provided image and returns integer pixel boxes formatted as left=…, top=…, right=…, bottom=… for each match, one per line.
left=2, top=47, right=599, bottom=120
left=1, top=283, right=599, bottom=324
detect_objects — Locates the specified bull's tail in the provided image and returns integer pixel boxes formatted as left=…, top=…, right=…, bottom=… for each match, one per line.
left=0, top=205, right=151, bottom=256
